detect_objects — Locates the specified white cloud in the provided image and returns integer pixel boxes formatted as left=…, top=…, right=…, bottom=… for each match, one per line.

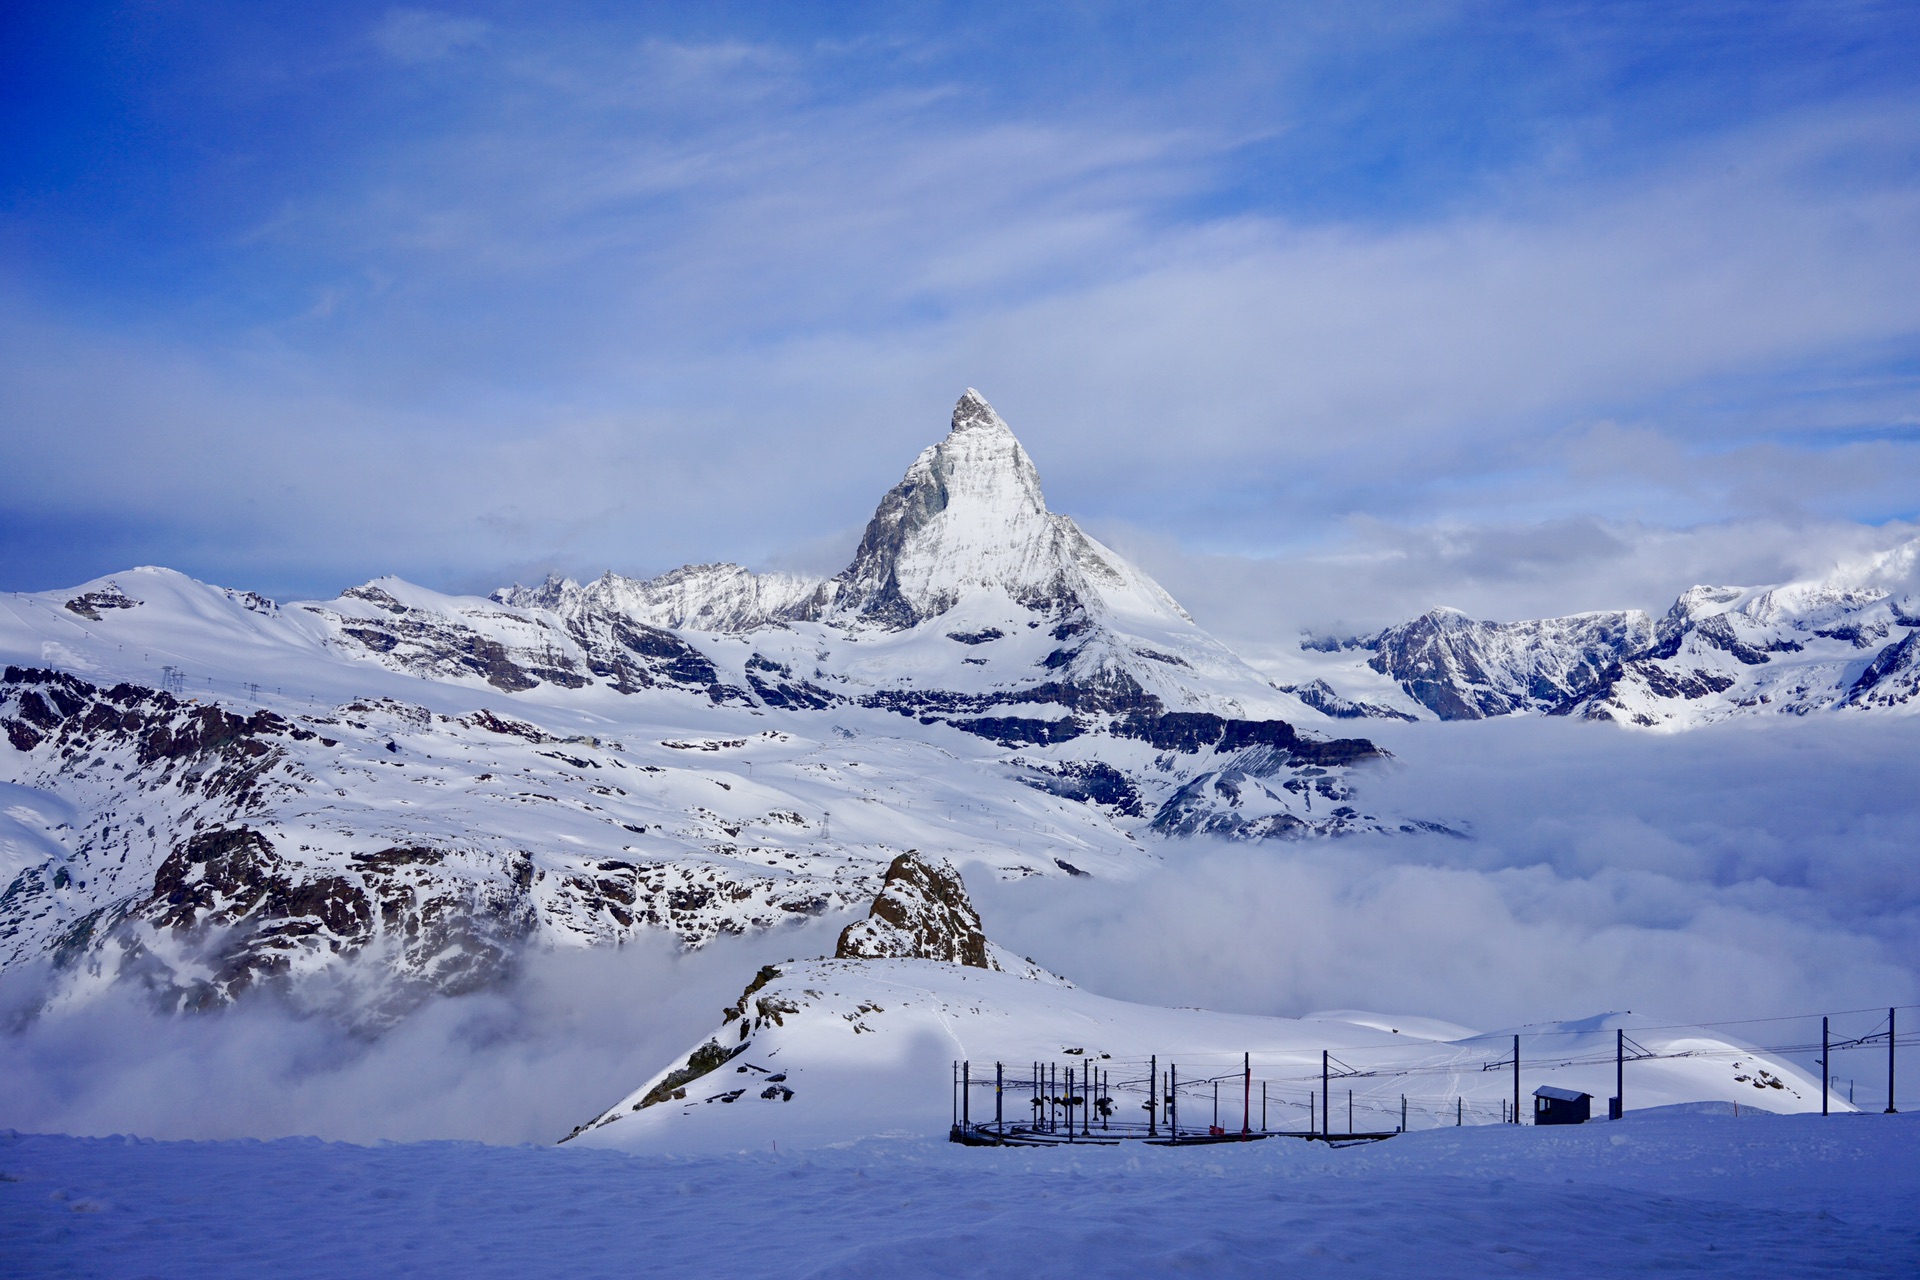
left=373, top=9, right=490, bottom=64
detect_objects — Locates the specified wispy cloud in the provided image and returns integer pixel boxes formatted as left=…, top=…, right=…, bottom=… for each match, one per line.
left=372, top=9, right=490, bottom=65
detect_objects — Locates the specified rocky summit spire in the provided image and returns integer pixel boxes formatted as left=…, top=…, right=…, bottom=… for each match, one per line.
left=830, top=389, right=1069, bottom=627
left=950, top=387, right=1008, bottom=435
left=835, top=850, right=997, bottom=969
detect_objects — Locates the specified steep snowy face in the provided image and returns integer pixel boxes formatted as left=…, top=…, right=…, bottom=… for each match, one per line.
left=1366, top=607, right=1655, bottom=720
left=832, top=390, right=1078, bottom=627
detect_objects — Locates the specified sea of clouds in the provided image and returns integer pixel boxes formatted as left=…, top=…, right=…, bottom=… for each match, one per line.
left=3, top=711, right=1913, bottom=1145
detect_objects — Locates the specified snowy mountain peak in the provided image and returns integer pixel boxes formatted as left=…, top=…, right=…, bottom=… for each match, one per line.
left=950, top=387, right=1009, bottom=435
left=829, top=390, right=1063, bottom=627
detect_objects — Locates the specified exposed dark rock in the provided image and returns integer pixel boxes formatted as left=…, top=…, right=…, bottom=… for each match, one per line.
left=637, top=1037, right=750, bottom=1109
left=1110, top=710, right=1383, bottom=767
left=1279, top=678, right=1418, bottom=722
left=948, top=715, right=1085, bottom=747
left=63, top=584, right=142, bottom=621
left=835, top=850, right=995, bottom=969
left=1020, top=761, right=1142, bottom=815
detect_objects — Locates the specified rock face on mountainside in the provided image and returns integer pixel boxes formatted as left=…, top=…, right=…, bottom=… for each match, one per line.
left=834, top=850, right=994, bottom=969
left=0, top=391, right=1395, bottom=1020
left=1327, top=545, right=1920, bottom=727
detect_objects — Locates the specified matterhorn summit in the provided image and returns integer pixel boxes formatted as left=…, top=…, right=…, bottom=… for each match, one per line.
left=827, top=389, right=1182, bottom=630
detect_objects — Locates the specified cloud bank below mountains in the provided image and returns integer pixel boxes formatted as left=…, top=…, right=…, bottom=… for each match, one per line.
left=3, top=715, right=1912, bottom=1145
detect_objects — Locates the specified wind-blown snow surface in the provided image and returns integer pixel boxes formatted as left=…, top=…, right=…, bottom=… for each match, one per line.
left=6, top=1116, right=1918, bottom=1278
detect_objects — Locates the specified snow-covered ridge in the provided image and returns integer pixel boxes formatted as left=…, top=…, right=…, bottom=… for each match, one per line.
left=1298, top=545, right=1920, bottom=728
left=572, top=862, right=1843, bottom=1153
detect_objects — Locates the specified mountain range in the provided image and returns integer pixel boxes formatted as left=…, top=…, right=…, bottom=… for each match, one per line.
left=7, top=389, right=1914, bottom=1020
left=0, top=392, right=1392, bottom=1020
left=1300, top=542, right=1920, bottom=726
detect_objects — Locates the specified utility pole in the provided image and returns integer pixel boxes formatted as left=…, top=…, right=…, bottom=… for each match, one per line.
left=1244, top=1052, right=1251, bottom=1136
left=1823, top=1017, right=1830, bottom=1117
left=1513, top=1034, right=1521, bottom=1125
left=1889, top=1008, right=1899, bottom=1115
left=1148, top=1055, right=1157, bottom=1137
left=1615, top=1027, right=1625, bottom=1120
left=996, top=1062, right=1003, bottom=1134
left=1321, top=1050, right=1330, bottom=1138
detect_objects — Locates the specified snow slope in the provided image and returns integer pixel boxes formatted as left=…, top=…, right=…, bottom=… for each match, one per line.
left=8, top=1113, right=1916, bottom=1278
left=571, top=855, right=1843, bottom=1154
left=570, top=956, right=1842, bottom=1155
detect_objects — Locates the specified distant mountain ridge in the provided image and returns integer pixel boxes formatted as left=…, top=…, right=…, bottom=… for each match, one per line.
left=1319, top=543, right=1920, bottom=726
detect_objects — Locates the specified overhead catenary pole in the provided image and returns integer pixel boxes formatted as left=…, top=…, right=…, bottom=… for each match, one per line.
left=1823, top=1017, right=1831, bottom=1117
left=962, top=1061, right=970, bottom=1130
left=1513, top=1034, right=1521, bottom=1125
left=1170, top=1064, right=1179, bottom=1144
left=1149, top=1056, right=1158, bottom=1137
left=1889, top=1008, right=1899, bottom=1115
left=1322, top=1050, right=1330, bottom=1138
left=996, top=1062, right=1004, bottom=1134
left=1616, top=1027, right=1625, bottom=1120
left=1244, top=1053, right=1251, bottom=1136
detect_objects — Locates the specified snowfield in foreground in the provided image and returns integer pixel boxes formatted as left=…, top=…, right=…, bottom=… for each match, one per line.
left=5, top=1114, right=1916, bottom=1278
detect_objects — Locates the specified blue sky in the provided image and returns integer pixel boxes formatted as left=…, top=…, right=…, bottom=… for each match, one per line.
left=4, top=2, right=1919, bottom=631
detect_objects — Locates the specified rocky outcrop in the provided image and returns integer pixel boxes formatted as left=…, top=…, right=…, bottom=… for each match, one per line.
left=835, top=851, right=995, bottom=970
